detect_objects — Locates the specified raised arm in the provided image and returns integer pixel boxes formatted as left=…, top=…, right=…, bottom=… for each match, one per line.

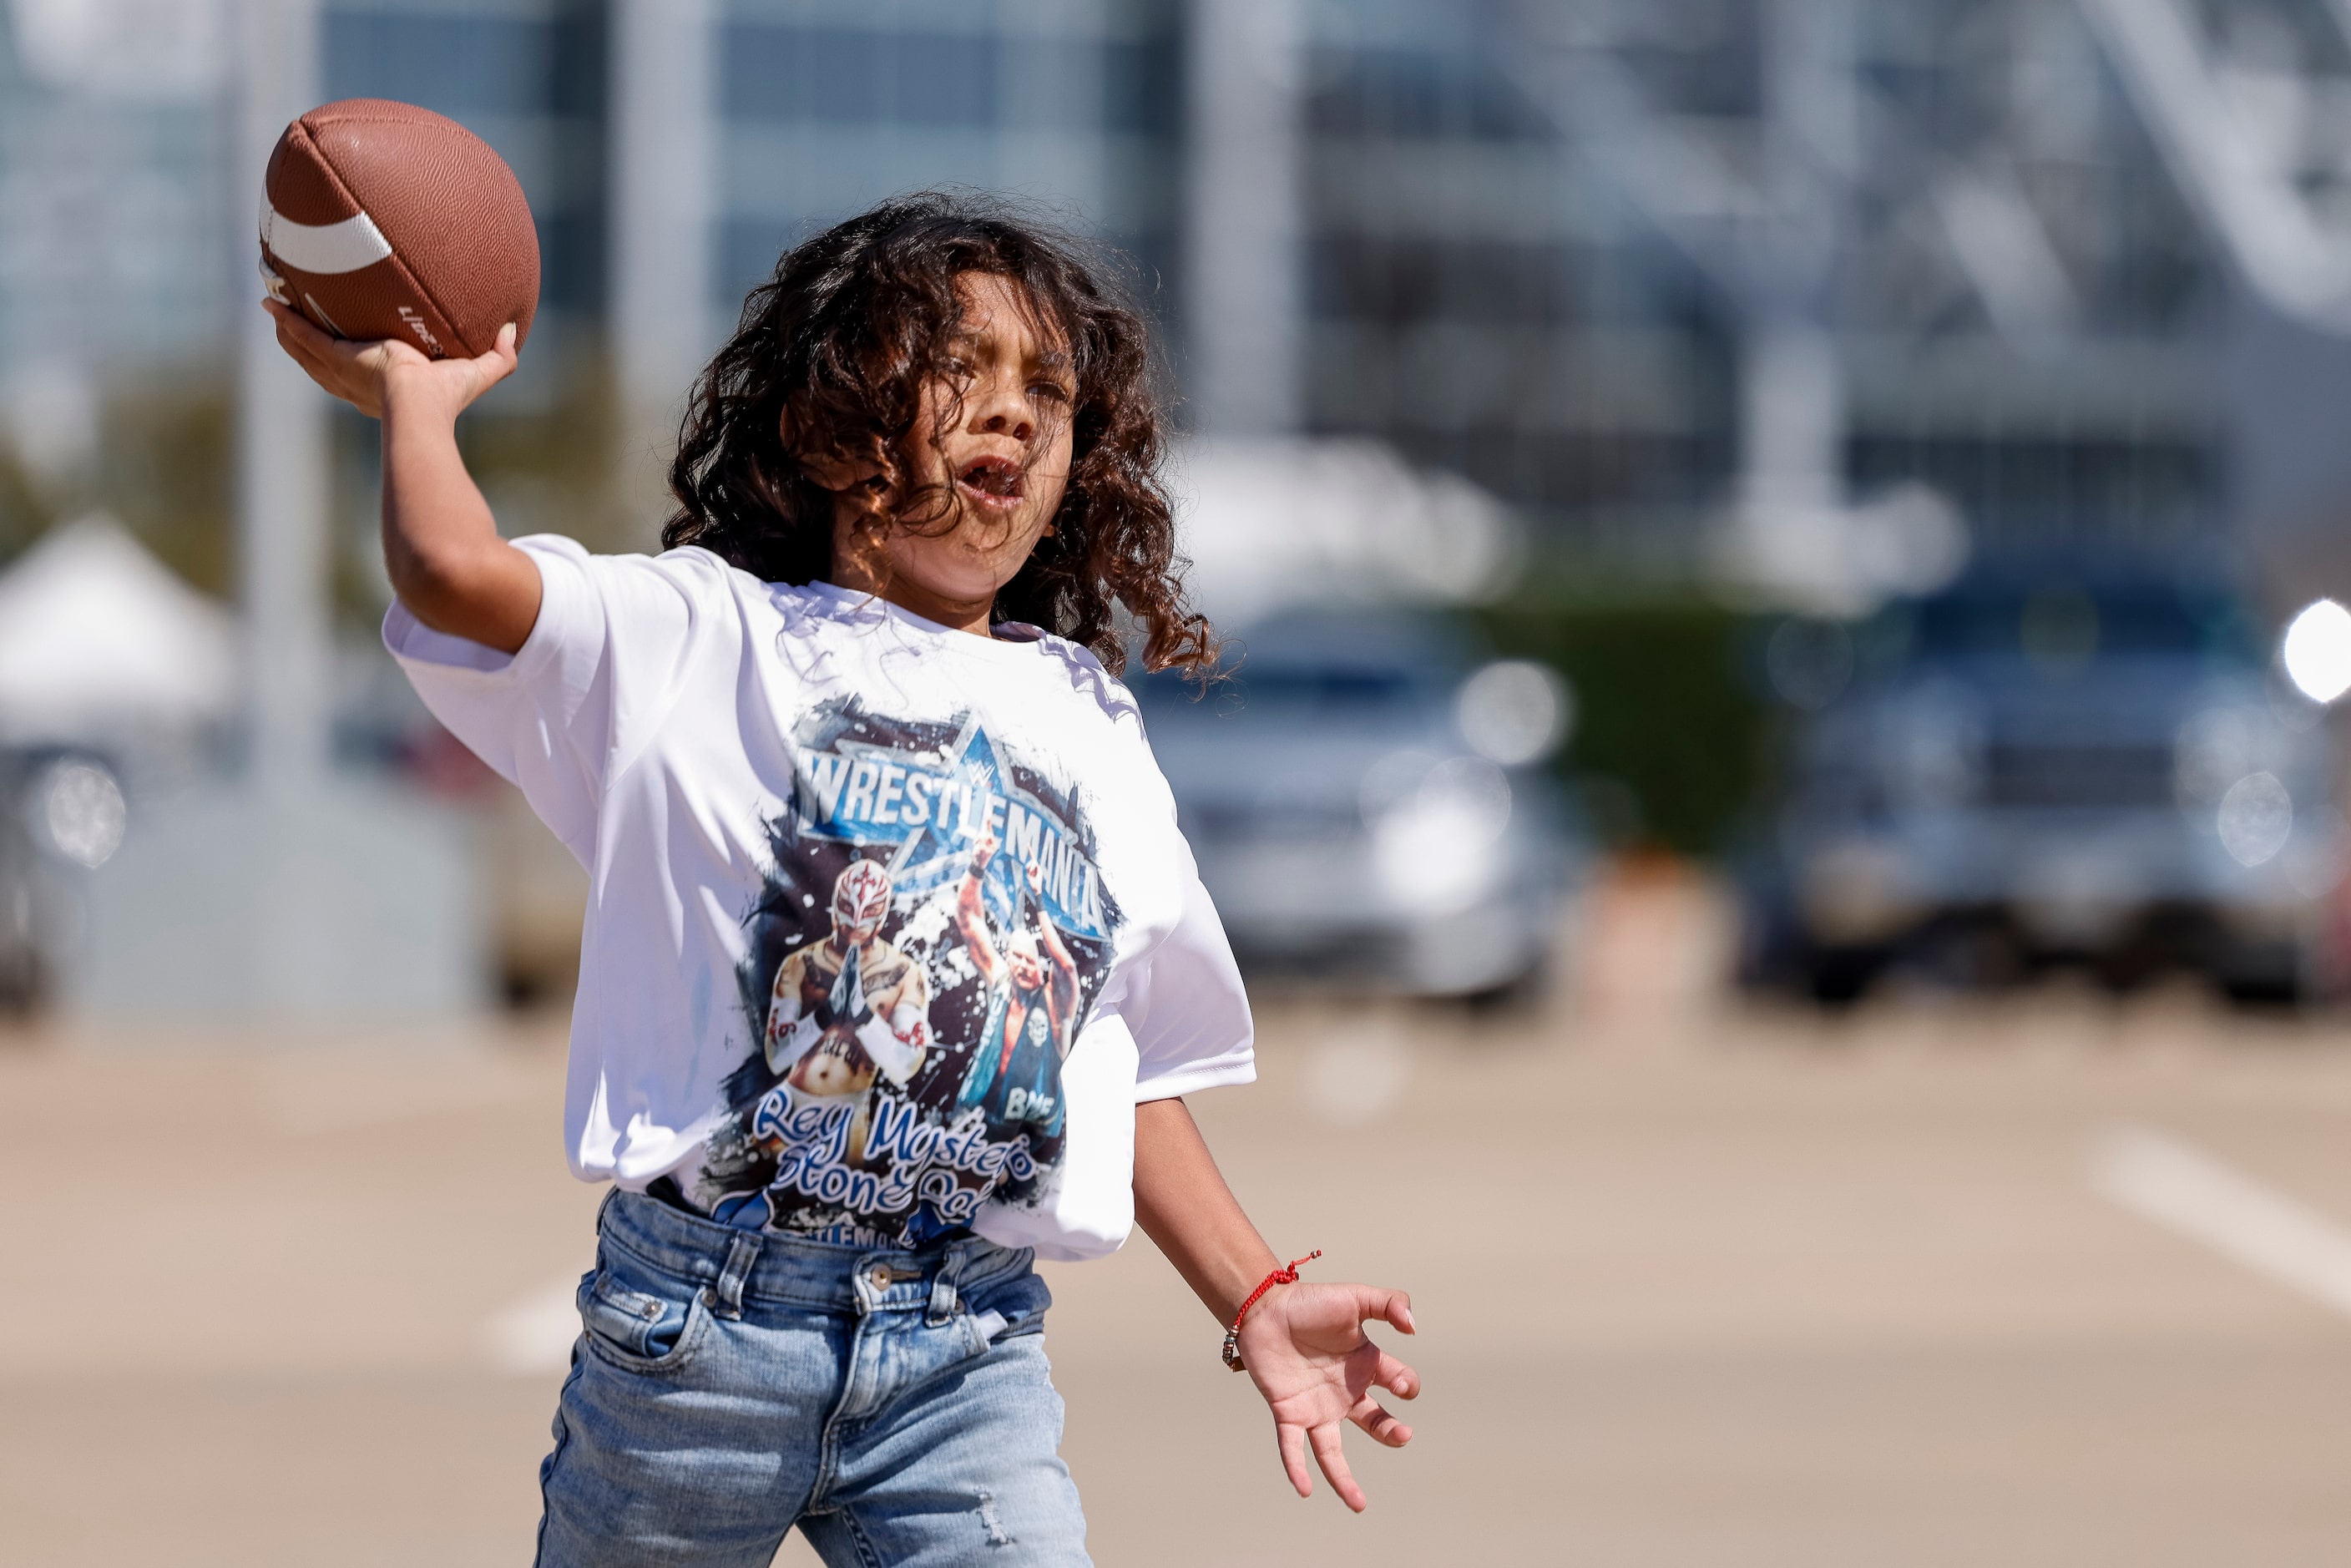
left=955, top=831, right=1004, bottom=989
left=264, top=301, right=542, bottom=653
left=1025, top=860, right=1080, bottom=1037
left=763, top=953, right=821, bottom=1074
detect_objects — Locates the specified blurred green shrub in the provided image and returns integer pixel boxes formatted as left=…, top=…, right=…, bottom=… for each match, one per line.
left=0, top=344, right=645, bottom=625
left=0, top=378, right=235, bottom=594
left=1473, top=593, right=1772, bottom=857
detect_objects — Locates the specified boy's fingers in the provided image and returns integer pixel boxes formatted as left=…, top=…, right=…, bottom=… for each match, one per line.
left=271, top=323, right=341, bottom=388
left=266, top=300, right=340, bottom=357
left=1348, top=1393, right=1413, bottom=1447
left=1276, top=1421, right=1313, bottom=1499
left=271, top=316, right=348, bottom=384
left=1352, top=1285, right=1414, bottom=1335
left=1308, top=1422, right=1367, bottom=1513
left=275, top=321, right=334, bottom=374
left=1372, top=1348, right=1419, bottom=1400
left=475, top=325, right=519, bottom=382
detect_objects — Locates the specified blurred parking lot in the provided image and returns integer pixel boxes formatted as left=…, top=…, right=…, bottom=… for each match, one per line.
left=16, top=879, right=2351, bottom=1566
left=21, top=5, right=2351, bottom=1562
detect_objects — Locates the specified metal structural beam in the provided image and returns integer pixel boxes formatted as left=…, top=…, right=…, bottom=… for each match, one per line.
left=235, top=0, right=328, bottom=794
left=2079, top=0, right=2351, bottom=332
left=1183, top=0, right=1302, bottom=435
left=1484, top=0, right=1873, bottom=605
left=611, top=0, right=715, bottom=493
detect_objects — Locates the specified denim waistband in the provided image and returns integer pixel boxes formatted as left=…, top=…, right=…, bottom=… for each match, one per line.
left=596, top=1187, right=1030, bottom=1318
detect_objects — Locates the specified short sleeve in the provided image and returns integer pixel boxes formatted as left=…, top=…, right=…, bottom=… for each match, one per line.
left=1122, top=847, right=1256, bottom=1101
left=382, top=535, right=736, bottom=864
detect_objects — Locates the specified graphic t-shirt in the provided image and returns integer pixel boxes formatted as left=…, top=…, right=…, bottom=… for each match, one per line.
left=384, top=536, right=1255, bottom=1259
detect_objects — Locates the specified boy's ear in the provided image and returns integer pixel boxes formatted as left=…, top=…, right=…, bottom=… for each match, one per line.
left=781, top=410, right=884, bottom=492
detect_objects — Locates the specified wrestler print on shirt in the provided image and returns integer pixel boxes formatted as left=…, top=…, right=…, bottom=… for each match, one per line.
left=687, top=695, right=1120, bottom=1245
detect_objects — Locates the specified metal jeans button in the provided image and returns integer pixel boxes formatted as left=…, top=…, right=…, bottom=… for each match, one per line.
left=869, top=1265, right=891, bottom=1290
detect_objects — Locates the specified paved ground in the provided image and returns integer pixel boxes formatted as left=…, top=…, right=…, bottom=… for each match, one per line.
left=12, top=969, right=2351, bottom=1565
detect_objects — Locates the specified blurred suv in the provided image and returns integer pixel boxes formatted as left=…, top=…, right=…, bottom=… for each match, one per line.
left=1742, top=562, right=2343, bottom=1004
left=1136, top=610, right=1582, bottom=999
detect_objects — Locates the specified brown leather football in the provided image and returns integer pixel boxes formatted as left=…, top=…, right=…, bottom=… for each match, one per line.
left=260, top=98, right=538, bottom=360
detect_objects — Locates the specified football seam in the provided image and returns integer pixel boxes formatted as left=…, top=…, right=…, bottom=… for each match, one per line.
left=290, top=121, right=483, bottom=358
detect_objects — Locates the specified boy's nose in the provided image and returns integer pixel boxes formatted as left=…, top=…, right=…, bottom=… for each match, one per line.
left=973, top=383, right=1036, bottom=443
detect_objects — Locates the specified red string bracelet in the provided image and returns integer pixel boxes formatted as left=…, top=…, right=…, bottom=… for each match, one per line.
left=1221, top=1251, right=1322, bottom=1372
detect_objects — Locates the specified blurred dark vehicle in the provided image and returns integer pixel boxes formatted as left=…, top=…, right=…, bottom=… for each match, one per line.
left=1742, top=563, right=2343, bottom=1005
left=1138, top=610, right=1584, bottom=1000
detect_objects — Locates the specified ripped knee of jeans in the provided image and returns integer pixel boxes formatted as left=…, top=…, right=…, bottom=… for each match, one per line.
left=974, top=1489, right=1012, bottom=1548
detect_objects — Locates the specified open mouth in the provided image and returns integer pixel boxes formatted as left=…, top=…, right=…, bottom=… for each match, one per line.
left=955, top=454, right=1026, bottom=511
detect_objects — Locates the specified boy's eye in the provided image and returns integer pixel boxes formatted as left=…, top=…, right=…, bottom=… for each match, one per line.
left=1030, top=380, right=1074, bottom=402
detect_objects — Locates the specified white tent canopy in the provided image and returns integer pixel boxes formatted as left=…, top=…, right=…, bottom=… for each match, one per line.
left=0, top=513, right=237, bottom=744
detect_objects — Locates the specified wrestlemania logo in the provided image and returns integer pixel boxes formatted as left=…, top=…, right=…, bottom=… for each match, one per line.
left=685, top=695, right=1119, bottom=1243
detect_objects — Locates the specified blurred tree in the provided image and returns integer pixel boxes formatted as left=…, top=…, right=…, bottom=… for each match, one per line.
left=99, top=382, right=234, bottom=597
left=0, top=446, right=50, bottom=562
left=331, top=346, right=650, bottom=623
left=1476, top=592, right=1770, bottom=857
left=0, top=378, right=233, bottom=599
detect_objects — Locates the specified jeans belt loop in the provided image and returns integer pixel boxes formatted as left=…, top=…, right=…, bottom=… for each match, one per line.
left=926, top=1272, right=961, bottom=1325
left=927, top=1244, right=971, bottom=1326
left=710, top=1233, right=761, bottom=1321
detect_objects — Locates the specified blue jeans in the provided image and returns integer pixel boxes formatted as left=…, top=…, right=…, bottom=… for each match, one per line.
left=536, top=1190, right=1090, bottom=1566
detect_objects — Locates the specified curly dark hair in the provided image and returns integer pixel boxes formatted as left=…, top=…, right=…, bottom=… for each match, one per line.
left=661, top=192, right=1210, bottom=675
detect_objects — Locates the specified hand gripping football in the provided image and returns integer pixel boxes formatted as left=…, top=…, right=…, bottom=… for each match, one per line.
left=260, top=98, right=539, bottom=359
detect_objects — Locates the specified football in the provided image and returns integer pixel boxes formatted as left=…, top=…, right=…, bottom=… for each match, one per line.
left=260, top=98, right=538, bottom=360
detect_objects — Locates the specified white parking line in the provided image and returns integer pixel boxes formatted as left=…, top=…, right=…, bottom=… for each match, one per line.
left=2091, top=1124, right=2351, bottom=1319
left=483, top=1272, right=585, bottom=1375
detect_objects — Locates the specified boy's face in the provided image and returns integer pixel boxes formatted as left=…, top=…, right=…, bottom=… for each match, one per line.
left=829, top=271, right=1077, bottom=615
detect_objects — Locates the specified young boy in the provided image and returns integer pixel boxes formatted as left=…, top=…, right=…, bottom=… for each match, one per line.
left=266, top=194, right=1418, bottom=1566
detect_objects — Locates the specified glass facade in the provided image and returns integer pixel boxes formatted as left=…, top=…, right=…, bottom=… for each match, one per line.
left=0, top=0, right=2303, bottom=576
left=0, top=15, right=234, bottom=374
left=711, top=0, right=1181, bottom=325
left=322, top=0, right=609, bottom=353
left=1296, top=0, right=2226, bottom=559
left=1302, top=13, right=1733, bottom=559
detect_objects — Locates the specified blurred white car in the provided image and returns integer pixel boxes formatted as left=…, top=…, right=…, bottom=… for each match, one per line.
left=1136, top=610, right=1583, bottom=1000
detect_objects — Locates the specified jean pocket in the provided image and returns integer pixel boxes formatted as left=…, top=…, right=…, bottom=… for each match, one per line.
left=577, top=1259, right=710, bottom=1374
left=960, top=1260, right=1054, bottom=1349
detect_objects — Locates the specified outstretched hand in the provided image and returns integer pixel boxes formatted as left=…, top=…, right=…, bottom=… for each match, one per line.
left=263, top=299, right=516, bottom=422
left=1234, top=1280, right=1418, bottom=1513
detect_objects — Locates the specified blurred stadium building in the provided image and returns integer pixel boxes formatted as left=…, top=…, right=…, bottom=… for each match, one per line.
left=12, top=0, right=2351, bottom=1009
left=11, top=2, right=2351, bottom=579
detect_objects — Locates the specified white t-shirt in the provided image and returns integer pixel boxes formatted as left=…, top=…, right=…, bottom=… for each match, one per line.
left=384, top=535, right=1254, bottom=1261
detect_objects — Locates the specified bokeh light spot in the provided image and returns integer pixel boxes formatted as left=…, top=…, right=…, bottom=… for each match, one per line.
left=2218, top=771, right=2293, bottom=868
left=2283, top=599, right=2351, bottom=705
left=41, top=760, right=126, bottom=869
left=1456, top=659, right=1571, bottom=766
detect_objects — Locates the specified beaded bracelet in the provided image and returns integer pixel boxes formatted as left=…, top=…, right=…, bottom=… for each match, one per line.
left=1221, top=1250, right=1322, bottom=1372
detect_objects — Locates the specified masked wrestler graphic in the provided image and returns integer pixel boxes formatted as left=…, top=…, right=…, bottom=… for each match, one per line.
left=953, top=830, right=1079, bottom=1138
left=761, top=858, right=931, bottom=1162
